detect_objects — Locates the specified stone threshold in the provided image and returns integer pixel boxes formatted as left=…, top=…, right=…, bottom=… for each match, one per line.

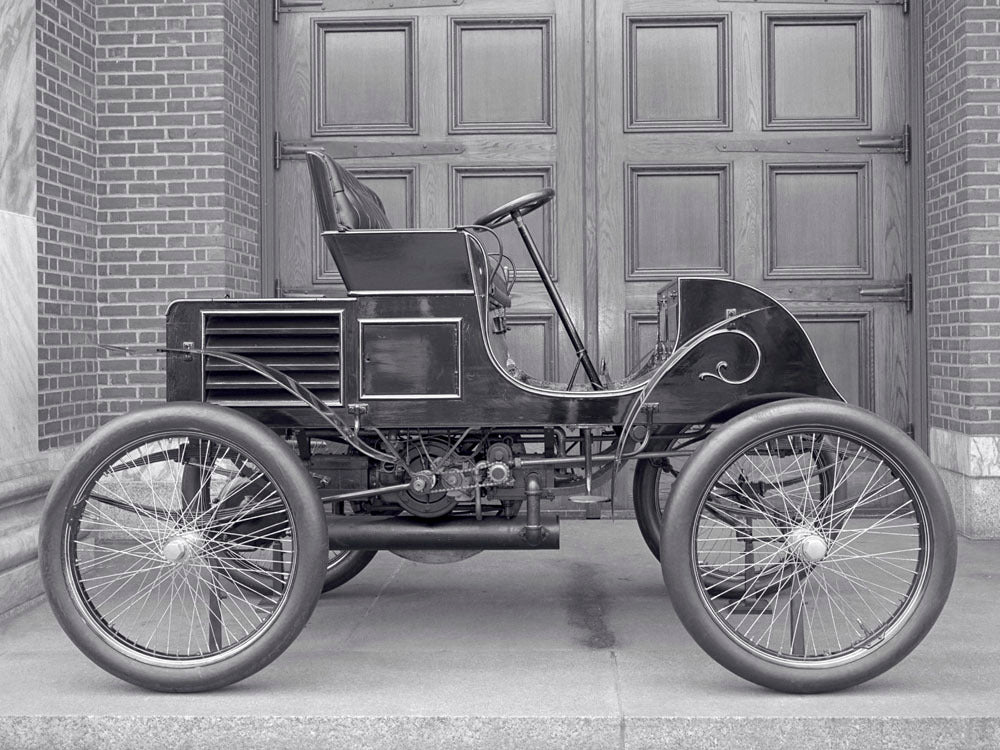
left=0, top=715, right=997, bottom=750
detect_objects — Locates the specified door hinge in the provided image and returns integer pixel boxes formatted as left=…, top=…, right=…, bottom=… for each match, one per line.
left=274, top=134, right=464, bottom=167
left=273, top=0, right=323, bottom=22
left=905, top=422, right=915, bottom=439
left=859, top=273, right=913, bottom=313
left=902, top=0, right=910, bottom=15
left=857, top=124, right=911, bottom=164
left=719, top=126, right=911, bottom=162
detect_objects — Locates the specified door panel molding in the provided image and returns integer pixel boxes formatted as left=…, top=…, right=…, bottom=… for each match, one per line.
left=448, top=16, right=556, bottom=134
left=624, top=14, right=731, bottom=133
left=311, top=17, right=418, bottom=135
left=624, top=163, right=733, bottom=281
left=762, top=12, right=871, bottom=131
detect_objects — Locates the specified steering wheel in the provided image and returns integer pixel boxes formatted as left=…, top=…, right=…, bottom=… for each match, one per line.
left=473, top=188, right=555, bottom=229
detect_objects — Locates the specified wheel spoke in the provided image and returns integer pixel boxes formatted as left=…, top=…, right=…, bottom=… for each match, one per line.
left=65, top=432, right=296, bottom=663
left=691, top=427, right=928, bottom=665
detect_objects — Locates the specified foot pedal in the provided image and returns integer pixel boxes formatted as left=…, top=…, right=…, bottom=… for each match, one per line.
left=568, top=494, right=610, bottom=504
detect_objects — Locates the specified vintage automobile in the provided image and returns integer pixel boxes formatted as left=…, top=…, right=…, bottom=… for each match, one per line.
left=39, top=152, right=956, bottom=695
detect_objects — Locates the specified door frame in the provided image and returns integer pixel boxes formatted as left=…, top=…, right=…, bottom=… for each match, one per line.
left=908, top=0, right=929, bottom=450
left=255, top=0, right=929, bottom=446
left=259, top=0, right=277, bottom=300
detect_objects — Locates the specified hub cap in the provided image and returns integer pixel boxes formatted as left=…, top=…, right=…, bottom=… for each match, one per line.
left=786, top=526, right=828, bottom=563
left=161, top=531, right=204, bottom=565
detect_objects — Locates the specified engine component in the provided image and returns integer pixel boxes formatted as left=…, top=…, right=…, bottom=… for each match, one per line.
left=486, top=442, right=514, bottom=464
left=486, top=461, right=511, bottom=485
left=380, top=438, right=460, bottom=518
left=308, top=453, right=368, bottom=491
left=409, top=470, right=436, bottom=494
left=441, top=467, right=466, bottom=491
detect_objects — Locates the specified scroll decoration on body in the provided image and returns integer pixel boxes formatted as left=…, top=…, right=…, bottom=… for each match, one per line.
left=696, top=329, right=762, bottom=386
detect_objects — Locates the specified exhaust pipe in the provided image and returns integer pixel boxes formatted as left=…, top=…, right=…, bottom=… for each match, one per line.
left=327, top=515, right=560, bottom=550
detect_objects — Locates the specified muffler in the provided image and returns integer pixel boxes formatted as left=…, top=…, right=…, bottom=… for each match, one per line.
left=327, top=515, right=560, bottom=550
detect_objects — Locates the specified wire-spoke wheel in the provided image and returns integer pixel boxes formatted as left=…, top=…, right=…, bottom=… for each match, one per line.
left=661, top=399, right=956, bottom=693
left=636, top=433, right=833, bottom=599
left=39, top=403, right=327, bottom=692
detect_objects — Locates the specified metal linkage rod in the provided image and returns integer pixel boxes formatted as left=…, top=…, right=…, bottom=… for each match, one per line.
left=512, top=211, right=603, bottom=390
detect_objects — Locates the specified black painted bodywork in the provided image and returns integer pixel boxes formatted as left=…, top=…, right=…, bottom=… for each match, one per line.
left=165, top=228, right=841, bottom=430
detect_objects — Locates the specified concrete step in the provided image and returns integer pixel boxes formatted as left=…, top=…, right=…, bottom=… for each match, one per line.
left=0, top=521, right=996, bottom=750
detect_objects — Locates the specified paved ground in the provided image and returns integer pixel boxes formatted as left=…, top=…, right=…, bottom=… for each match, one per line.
left=0, top=519, right=997, bottom=749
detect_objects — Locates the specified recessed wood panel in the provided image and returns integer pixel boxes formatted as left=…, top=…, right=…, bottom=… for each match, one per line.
left=625, top=164, right=731, bottom=280
left=505, top=313, right=556, bottom=381
left=313, top=19, right=416, bottom=135
left=626, top=312, right=659, bottom=372
left=450, top=17, right=554, bottom=133
left=764, top=13, right=869, bottom=130
left=625, top=15, right=730, bottom=132
left=796, top=310, right=874, bottom=409
left=765, top=162, right=871, bottom=279
left=451, top=166, right=556, bottom=281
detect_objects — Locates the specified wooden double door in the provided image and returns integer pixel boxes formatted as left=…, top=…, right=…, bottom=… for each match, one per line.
left=270, top=0, right=915, bottom=428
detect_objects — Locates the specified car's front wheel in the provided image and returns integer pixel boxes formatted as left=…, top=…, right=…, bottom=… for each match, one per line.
left=39, top=402, right=328, bottom=692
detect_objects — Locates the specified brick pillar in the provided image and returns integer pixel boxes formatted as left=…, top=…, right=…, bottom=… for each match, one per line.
left=94, top=0, right=260, bottom=420
left=35, top=0, right=100, bottom=451
left=925, top=0, right=1000, bottom=539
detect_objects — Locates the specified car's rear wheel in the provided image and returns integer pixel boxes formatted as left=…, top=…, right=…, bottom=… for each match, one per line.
left=39, top=403, right=327, bottom=692
left=323, top=549, right=376, bottom=592
left=661, top=400, right=956, bottom=693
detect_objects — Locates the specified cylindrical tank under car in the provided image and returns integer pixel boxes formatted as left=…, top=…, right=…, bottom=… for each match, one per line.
left=327, top=515, right=560, bottom=550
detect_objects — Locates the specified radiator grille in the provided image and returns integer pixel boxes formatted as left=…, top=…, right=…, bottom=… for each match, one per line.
left=202, top=311, right=342, bottom=407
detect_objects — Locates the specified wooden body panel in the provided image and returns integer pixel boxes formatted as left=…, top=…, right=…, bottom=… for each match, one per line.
left=165, top=273, right=840, bottom=429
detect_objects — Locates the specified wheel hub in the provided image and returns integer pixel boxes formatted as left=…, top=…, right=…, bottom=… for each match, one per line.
left=162, top=531, right=204, bottom=565
left=786, top=526, right=828, bottom=563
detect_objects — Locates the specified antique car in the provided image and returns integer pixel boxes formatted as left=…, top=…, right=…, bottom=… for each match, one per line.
left=38, top=151, right=956, bottom=695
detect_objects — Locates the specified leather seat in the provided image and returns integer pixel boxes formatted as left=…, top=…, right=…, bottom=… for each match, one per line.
left=306, top=149, right=510, bottom=309
left=306, top=151, right=391, bottom=231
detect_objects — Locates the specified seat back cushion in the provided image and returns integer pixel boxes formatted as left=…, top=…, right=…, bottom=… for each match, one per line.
left=306, top=151, right=392, bottom=231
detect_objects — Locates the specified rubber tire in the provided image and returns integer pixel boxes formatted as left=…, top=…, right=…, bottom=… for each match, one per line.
left=323, top=549, right=377, bottom=593
left=660, top=399, right=957, bottom=694
left=39, top=402, right=328, bottom=692
left=633, top=458, right=667, bottom=559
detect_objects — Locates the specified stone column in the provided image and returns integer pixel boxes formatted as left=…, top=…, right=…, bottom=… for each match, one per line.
left=925, top=0, right=1000, bottom=539
left=0, top=0, right=45, bottom=615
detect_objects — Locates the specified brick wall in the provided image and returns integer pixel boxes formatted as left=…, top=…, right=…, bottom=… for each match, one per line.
left=222, top=1, right=261, bottom=298
left=91, top=0, right=261, bottom=422
left=925, top=0, right=1000, bottom=436
left=35, top=0, right=99, bottom=451
left=35, top=1, right=261, bottom=442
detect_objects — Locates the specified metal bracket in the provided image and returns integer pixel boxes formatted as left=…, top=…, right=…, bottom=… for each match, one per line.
left=275, top=0, right=461, bottom=18
left=347, top=403, right=369, bottom=432
left=859, top=273, right=913, bottom=313
left=274, top=132, right=465, bottom=169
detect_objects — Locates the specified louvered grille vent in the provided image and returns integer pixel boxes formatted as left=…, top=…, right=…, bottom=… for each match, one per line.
left=202, top=311, right=342, bottom=407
